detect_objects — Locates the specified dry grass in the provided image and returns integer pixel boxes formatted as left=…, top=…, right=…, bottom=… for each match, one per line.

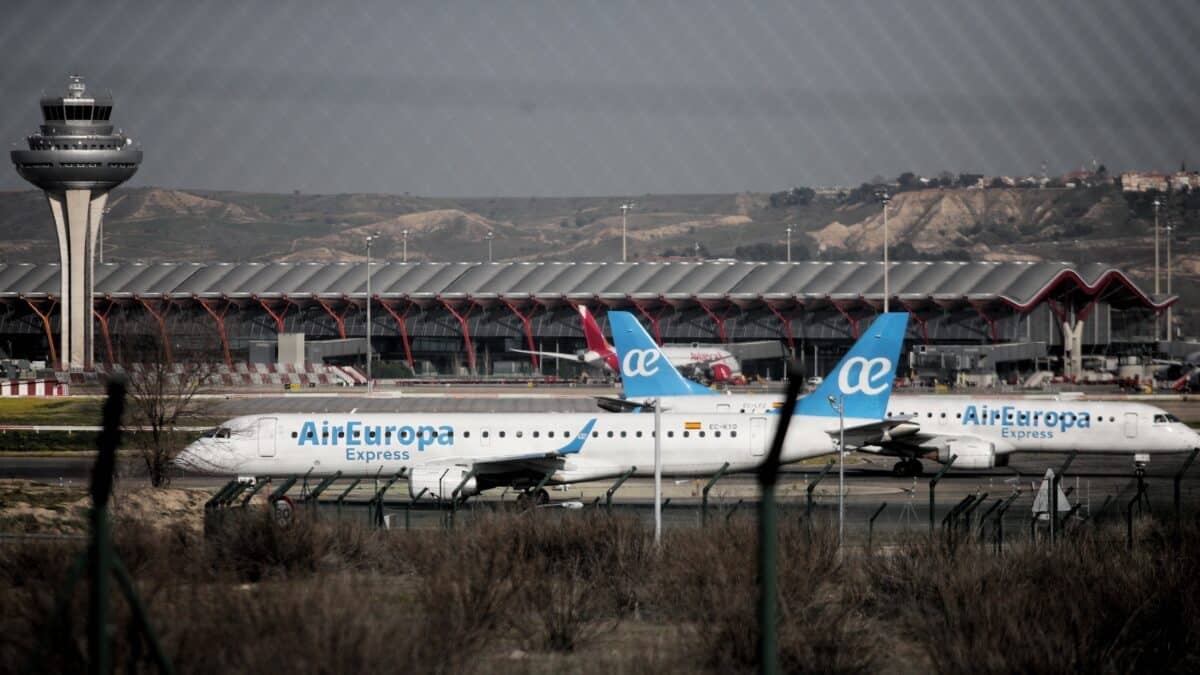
left=0, top=508, right=1197, bottom=674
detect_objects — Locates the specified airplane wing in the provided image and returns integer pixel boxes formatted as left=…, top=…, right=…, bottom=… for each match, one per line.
left=424, top=418, right=599, bottom=477
left=825, top=418, right=921, bottom=448
left=510, top=348, right=585, bottom=363
left=594, top=396, right=649, bottom=413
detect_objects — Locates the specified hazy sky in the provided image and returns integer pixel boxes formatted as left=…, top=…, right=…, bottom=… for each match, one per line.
left=3, top=0, right=1198, bottom=197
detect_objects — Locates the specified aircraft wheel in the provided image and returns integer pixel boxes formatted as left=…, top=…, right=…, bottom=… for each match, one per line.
left=535, top=488, right=550, bottom=506
left=907, top=459, right=924, bottom=477
left=892, top=460, right=908, bottom=477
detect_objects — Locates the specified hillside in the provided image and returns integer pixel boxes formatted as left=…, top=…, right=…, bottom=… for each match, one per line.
left=0, top=185, right=1195, bottom=315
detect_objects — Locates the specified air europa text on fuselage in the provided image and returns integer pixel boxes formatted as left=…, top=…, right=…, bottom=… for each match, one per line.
left=961, top=404, right=1091, bottom=439
left=296, top=419, right=454, bottom=452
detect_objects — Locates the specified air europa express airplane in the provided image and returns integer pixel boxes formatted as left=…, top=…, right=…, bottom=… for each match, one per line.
left=174, top=314, right=910, bottom=505
left=605, top=311, right=1200, bottom=477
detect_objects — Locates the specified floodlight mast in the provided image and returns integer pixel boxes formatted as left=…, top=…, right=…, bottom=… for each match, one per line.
left=365, top=233, right=379, bottom=393
left=620, top=202, right=636, bottom=262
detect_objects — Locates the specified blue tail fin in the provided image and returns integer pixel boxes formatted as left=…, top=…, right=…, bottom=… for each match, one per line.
left=795, top=312, right=909, bottom=420
left=608, top=311, right=717, bottom=398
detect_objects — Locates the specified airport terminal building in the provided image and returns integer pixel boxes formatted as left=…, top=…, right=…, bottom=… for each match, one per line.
left=0, top=259, right=1175, bottom=379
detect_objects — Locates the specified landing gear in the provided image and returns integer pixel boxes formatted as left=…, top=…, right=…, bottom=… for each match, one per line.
left=891, top=458, right=924, bottom=477
left=516, top=488, right=550, bottom=508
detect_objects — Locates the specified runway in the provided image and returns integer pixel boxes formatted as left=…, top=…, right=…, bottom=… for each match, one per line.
left=3, top=391, right=1198, bottom=539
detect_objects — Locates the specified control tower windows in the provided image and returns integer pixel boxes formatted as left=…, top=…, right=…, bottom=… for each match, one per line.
left=64, top=105, right=94, bottom=121
left=42, top=105, right=65, bottom=121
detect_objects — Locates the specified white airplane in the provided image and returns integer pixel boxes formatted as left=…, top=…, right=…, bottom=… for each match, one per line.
left=175, top=314, right=911, bottom=504
left=606, top=311, right=1200, bottom=476
left=512, top=305, right=749, bottom=383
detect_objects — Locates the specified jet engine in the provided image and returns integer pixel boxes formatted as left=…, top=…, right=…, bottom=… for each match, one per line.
left=937, top=439, right=997, bottom=469
left=409, top=466, right=479, bottom=501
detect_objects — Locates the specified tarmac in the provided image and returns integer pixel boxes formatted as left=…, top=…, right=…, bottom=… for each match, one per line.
left=3, top=391, right=1198, bottom=541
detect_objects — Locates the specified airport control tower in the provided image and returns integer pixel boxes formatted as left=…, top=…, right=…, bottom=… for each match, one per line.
left=10, top=76, right=141, bottom=369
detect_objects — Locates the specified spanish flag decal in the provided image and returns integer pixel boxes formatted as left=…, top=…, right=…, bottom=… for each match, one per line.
left=684, top=421, right=702, bottom=430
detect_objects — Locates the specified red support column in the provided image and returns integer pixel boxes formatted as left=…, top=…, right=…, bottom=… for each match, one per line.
left=378, top=300, right=416, bottom=369
left=830, top=300, right=862, bottom=339
left=897, top=299, right=929, bottom=344
left=500, top=297, right=540, bottom=369
left=93, top=298, right=117, bottom=367
left=764, top=303, right=795, bottom=356
left=196, top=297, right=234, bottom=368
left=22, top=296, right=59, bottom=369
left=313, top=295, right=350, bottom=339
left=438, top=297, right=476, bottom=373
left=968, top=301, right=999, bottom=344
left=254, top=296, right=292, bottom=334
left=136, top=296, right=174, bottom=365
left=628, top=298, right=666, bottom=345
left=696, top=301, right=729, bottom=343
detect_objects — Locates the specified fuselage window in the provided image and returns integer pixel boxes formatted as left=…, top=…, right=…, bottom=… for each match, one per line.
left=499, top=431, right=506, bottom=438
left=400, top=430, right=410, bottom=440
left=699, top=431, right=705, bottom=438
left=683, top=431, right=690, bottom=438
left=547, top=431, right=554, bottom=438
left=607, top=431, right=614, bottom=438
left=731, top=430, right=737, bottom=438
left=482, top=431, right=489, bottom=438
left=940, top=413, right=946, bottom=419
left=668, top=431, right=674, bottom=438
left=516, top=431, right=523, bottom=438
left=291, top=431, right=298, bottom=438
left=322, top=431, right=330, bottom=438
left=463, top=431, right=470, bottom=438
left=592, top=431, right=599, bottom=438
left=339, top=431, right=346, bottom=438
left=352, top=430, right=361, bottom=439
left=385, top=431, right=393, bottom=438
left=620, top=431, right=627, bottom=438
left=532, top=431, right=539, bottom=438
left=714, top=431, right=721, bottom=438
left=636, top=431, right=642, bottom=438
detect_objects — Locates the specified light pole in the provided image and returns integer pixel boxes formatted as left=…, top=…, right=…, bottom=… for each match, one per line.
left=828, top=394, right=845, bottom=550
left=652, top=398, right=663, bottom=546
left=365, top=234, right=377, bottom=393
left=402, top=229, right=409, bottom=263
left=1153, top=197, right=1162, bottom=340
left=1166, top=221, right=1173, bottom=341
left=785, top=223, right=794, bottom=263
left=486, top=231, right=494, bottom=262
left=878, top=191, right=891, bottom=313
left=620, top=202, right=635, bottom=262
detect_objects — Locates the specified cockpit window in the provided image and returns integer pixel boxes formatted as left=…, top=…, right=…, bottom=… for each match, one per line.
left=208, top=427, right=231, bottom=439
left=1155, top=413, right=1181, bottom=424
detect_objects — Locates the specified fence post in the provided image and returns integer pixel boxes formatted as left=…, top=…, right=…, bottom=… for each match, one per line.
left=407, top=487, right=428, bottom=531
left=701, top=461, right=731, bottom=526
left=977, top=498, right=1001, bottom=543
left=929, top=455, right=957, bottom=534
left=448, top=467, right=479, bottom=529
left=605, top=467, right=638, bottom=513
left=806, top=460, right=835, bottom=520
left=335, top=478, right=362, bottom=521
left=1174, top=449, right=1198, bottom=526
left=1050, top=451, right=1077, bottom=545
left=868, top=502, right=887, bottom=553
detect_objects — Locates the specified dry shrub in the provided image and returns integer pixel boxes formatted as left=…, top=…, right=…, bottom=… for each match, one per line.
left=866, top=519, right=1200, bottom=673
left=204, top=508, right=400, bottom=580
left=651, top=519, right=876, bottom=674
